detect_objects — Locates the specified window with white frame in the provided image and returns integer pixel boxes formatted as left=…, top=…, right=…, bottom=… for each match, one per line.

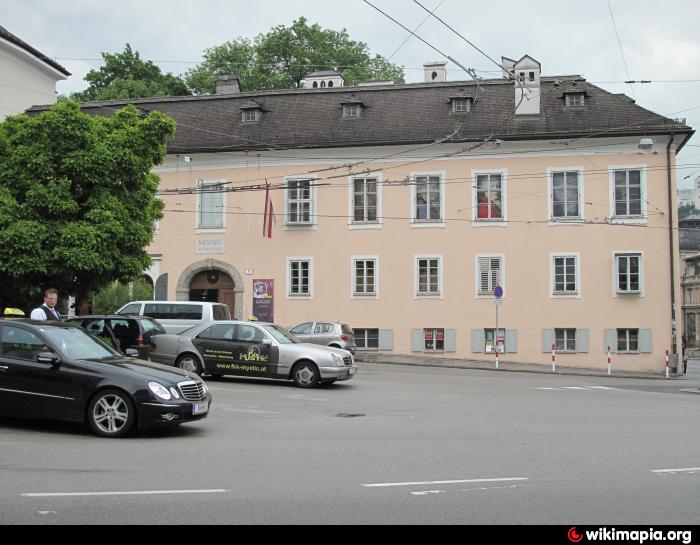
left=613, top=169, right=643, bottom=217
left=484, top=328, right=505, bottom=353
left=286, top=179, right=313, bottom=224
left=288, top=258, right=312, bottom=297
left=343, top=104, right=361, bottom=118
left=352, top=177, right=378, bottom=223
left=424, top=328, right=445, bottom=351
left=353, top=258, right=377, bottom=296
left=617, top=328, right=639, bottom=352
left=553, top=255, right=578, bottom=295
left=555, top=328, right=577, bottom=352
left=477, top=256, right=503, bottom=296
left=416, top=257, right=441, bottom=297
left=242, top=109, right=261, bottom=123
left=551, top=171, right=581, bottom=219
left=414, top=175, right=443, bottom=222
left=198, top=181, right=224, bottom=229
left=565, top=93, right=585, bottom=107
left=615, top=253, right=642, bottom=294
left=452, top=97, right=472, bottom=113
left=475, top=173, right=504, bottom=221
left=354, top=328, right=379, bottom=349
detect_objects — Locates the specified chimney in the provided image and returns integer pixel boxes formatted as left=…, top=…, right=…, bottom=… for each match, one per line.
left=215, top=76, right=241, bottom=95
left=504, top=55, right=541, bottom=115
left=424, top=61, right=447, bottom=83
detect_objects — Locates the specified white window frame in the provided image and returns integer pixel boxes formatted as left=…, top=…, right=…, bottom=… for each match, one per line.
left=613, top=252, right=644, bottom=296
left=286, top=257, right=314, bottom=299
left=354, top=328, right=380, bottom=350
left=351, top=256, right=379, bottom=299
left=348, top=175, right=382, bottom=230
left=550, top=252, right=581, bottom=298
left=609, top=166, right=647, bottom=224
left=555, top=328, right=577, bottom=352
left=472, top=169, right=508, bottom=227
left=452, top=97, right=472, bottom=113
left=547, top=167, right=585, bottom=223
left=617, top=328, right=640, bottom=353
left=343, top=104, right=361, bottom=119
left=475, top=254, right=505, bottom=298
left=423, top=327, right=446, bottom=352
left=284, top=177, right=317, bottom=229
left=414, top=254, right=443, bottom=299
left=411, top=172, right=446, bottom=228
left=195, top=179, right=227, bottom=232
left=565, top=93, right=585, bottom=107
left=242, top=109, right=261, bottom=123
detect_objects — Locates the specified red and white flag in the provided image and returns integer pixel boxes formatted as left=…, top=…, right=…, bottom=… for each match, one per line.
left=263, top=184, right=274, bottom=238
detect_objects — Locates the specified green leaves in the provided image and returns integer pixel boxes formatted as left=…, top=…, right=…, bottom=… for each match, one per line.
left=0, top=101, right=175, bottom=308
left=185, top=17, right=405, bottom=93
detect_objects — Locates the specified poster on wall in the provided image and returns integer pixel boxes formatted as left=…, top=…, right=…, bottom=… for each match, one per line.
left=252, top=279, right=274, bottom=323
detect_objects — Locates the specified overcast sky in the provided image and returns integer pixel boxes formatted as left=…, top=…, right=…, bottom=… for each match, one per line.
left=3, top=0, right=699, bottom=186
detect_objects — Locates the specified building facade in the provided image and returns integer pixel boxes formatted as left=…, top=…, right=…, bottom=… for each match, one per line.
left=0, top=25, right=70, bottom=120
left=38, top=57, right=693, bottom=373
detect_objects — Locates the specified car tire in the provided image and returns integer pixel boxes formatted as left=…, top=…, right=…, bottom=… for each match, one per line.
left=87, top=389, right=135, bottom=438
left=176, top=353, right=203, bottom=375
left=292, top=361, right=320, bottom=389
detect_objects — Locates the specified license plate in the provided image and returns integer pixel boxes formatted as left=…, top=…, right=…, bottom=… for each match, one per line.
left=192, top=401, right=209, bottom=415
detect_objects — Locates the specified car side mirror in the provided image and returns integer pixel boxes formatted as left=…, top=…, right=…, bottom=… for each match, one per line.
left=261, top=338, right=273, bottom=346
left=125, top=348, right=139, bottom=357
left=36, top=352, right=60, bottom=367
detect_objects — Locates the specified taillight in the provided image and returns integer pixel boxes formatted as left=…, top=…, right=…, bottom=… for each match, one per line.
left=341, top=335, right=349, bottom=341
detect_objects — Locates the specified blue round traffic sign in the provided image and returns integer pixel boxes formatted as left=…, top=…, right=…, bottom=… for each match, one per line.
left=494, top=285, right=504, bottom=299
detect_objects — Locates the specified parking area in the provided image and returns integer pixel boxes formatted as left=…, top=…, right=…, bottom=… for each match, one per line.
left=0, top=363, right=697, bottom=524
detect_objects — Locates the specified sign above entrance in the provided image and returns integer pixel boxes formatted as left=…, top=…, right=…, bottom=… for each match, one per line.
left=196, top=239, right=224, bottom=254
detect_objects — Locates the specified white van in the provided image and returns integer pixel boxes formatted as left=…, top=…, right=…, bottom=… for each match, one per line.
left=116, top=301, right=231, bottom=334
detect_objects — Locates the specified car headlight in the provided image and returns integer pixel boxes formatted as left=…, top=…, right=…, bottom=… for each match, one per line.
left=331, top=353, right=344, bottom=367
left=169, top=387, right=180, bottom=399
left=149, top=382, right=172, bottom=401
left=200, top=381, right=209, bottom=395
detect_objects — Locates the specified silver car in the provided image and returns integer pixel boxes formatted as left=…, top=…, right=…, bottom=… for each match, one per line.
left=150, top=321, right=358, bottom=388
left=288, top=321, right=357, bottom=354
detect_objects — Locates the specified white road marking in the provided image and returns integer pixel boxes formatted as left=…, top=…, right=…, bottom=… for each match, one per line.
left=410, top=490, right=445, bottom=496
left=22, top=489, right=228, bottom=498
left=651, top=467, right=700, bottom=475
left=562, top=387, right=588, bottom=390
left=363, top=477, right=528, bottom=488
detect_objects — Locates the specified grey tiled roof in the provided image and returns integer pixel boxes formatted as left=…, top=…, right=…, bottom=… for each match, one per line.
left=0, top=24, right=71, bottom=77
left=27, top=76, right=692, bottom=153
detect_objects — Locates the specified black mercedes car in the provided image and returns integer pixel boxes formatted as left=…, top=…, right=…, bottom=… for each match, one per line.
left=0, top=320, right=211, bottom=438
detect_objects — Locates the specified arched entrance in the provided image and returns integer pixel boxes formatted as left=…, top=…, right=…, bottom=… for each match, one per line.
left=176, top=260, right=244, bottom=319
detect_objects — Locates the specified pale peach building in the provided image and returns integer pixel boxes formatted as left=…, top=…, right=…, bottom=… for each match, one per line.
left=71, top=57, right=694, bottom=372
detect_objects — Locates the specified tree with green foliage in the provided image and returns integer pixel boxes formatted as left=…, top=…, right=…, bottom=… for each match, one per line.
left=90, top=278, right=154, bottom=315
left=185, top=17, right=405, bottom=94
left=0, top=101, right=175, bottom=311
left=70, top=44, right=191, bottom=102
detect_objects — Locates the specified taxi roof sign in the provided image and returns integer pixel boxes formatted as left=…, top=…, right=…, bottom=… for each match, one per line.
left=2, top=308, right=25, bottom=317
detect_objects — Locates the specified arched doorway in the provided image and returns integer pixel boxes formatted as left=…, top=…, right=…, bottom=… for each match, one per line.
left=189, top=270, right=235, bottom=311
left=176, top=260, right=244, bottom=319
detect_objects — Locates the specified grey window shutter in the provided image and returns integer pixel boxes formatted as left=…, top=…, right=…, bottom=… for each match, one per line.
left=471, top=329, right=484, bottom=353
left=411, top=329, right=423, bottom=352
left=445, top=329, right=456, bottom=352
left=378, top=329, right=393, bottom=350
left=542, top=329, right=554, bottom=353
left=604, top=329, right=617, bottom=353
left=576, top=329, right=589, bottom=353
left=505, top=329, right=518, bottom=353
left=639, top=329, right=653, bottom=353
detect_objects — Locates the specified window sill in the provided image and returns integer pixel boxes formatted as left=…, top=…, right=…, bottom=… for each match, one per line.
left=284, top=224, right=318, bottom=231
left=195, top=228, right=226, bottom=234
left=348, top=222, right=383, bottom=230
left=411, top=221, right=446, bottom=229
left=611, top=216, right=647, bottom=225
left=472, top=220, right=507, bottom=228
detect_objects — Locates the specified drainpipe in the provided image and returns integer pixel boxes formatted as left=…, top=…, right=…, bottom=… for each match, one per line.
left=667, top=134, right=680, bottom=374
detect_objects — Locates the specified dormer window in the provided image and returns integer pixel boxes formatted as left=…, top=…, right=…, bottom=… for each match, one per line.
left=565, top=93, right=585, bottom=107
left=241, top=101, right=263, bottom=123
left=451, top=97, right=472, bottom=113
left=342, top=101, right=363, bottom=119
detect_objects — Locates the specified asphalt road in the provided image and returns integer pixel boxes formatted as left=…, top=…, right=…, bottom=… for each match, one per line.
left=0, top=361, right=698, bottom=525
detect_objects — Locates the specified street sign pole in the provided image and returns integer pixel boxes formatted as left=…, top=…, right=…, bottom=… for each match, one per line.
left=494, top=285, right=503, bottom=369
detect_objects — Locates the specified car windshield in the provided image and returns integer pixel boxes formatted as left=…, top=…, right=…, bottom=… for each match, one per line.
left=260, top=324, right=300, bottom=344
left=41, top=326, right=121, bottom=360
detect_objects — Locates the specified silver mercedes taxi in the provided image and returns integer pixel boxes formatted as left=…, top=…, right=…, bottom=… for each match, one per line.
left=149, top=321, right=357, bottom=388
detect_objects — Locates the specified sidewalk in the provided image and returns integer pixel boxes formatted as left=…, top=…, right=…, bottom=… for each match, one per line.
left=355, top=352, right=700, bottom=385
